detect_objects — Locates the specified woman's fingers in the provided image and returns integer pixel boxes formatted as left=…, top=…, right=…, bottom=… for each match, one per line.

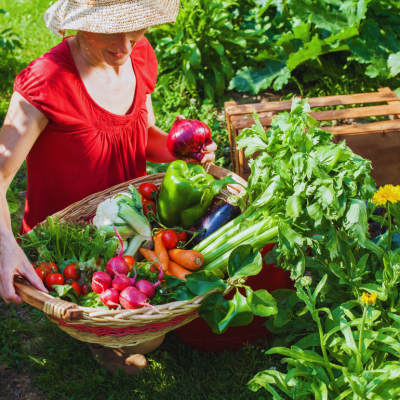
left=22, top=262, right=48, bottom=294
left=0, top=269, right=23, bottom=305
left=203, top=141, right=217, bottom=153
left=200, top=140, right=217, bottom=163
left=201, top=152, right=216, bottom=163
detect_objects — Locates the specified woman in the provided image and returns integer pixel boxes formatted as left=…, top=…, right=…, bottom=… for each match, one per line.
left=0, top=0, right=216, bottom=372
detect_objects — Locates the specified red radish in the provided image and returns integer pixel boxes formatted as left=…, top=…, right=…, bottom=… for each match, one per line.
left=119, top=287, right=160, bottom=312
left=167, top=116, right=213, bottom=161
left=99, top=288, right=120, bottom=309
left=106, top=226, right=129, bottom=277
left=112, top=274, right=131, bottom=292
left=135, top=269, right=164, bottom=299
left=91, top=271, right=112, bottom=294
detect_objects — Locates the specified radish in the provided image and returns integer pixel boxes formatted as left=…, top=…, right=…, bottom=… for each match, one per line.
left=99, top=288, right=120, bottom=309
left=91, top=271, right=112, bottom=294
left=106, top=225, right=128, bottom=277
left=112, top=274, right=131, bottom=292
left=135, top=269, right=164, bottom=299
left=119, top=287, right=159, bottom=312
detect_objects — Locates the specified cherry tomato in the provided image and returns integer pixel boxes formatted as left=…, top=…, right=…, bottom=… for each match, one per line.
left=161, top=230, right=179, bottom=249
left=138, top=183, right=158, bottom=201
left=35, top=267, right=46, bottom=282
left=143, top=200, right=156, bottom=217
left=63, top=264, right=81, bottom=281
left=123, top=256, right=136, bottom=272
left=177, top=231, right=187, bottom=244
left=81, top=283, right=88, bottom=296
left=39, top=262, right=58, bottom=274
left=69, top=281, right=82, bottom=297
left=45, top=273, right=64, bottom=291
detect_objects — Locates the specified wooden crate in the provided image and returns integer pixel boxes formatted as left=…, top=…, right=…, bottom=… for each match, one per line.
left=225, top=88, right=400, bottom=186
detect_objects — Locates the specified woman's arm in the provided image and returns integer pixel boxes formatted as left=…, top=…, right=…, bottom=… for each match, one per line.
left=145, top=95, right=217, bottom=164
left=0, top=92, right=49, bottom=304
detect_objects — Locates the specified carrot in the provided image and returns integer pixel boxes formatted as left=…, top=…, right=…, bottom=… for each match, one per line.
left=139, top=248, right=164, bottom=272
left=154, top=233, right=169, bottom=272
left=165, top=261, right=191, bottom=281
left=168, top=249, right=204, bottom=270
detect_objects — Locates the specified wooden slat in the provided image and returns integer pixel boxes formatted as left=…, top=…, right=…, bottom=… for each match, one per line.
left=14, top=276, right=83, bottom=322
left=224, top=101, right=237, bottom=175
left=325, top=119, right=400, bottom=136
left=379, top=87, right=400, bottom=119
left=231, top=103, right=400, bottom=130
left=226, top=91, right=399, bottom=116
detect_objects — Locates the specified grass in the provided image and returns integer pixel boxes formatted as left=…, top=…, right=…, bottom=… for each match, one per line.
left=0, top=302, right=280, bottom=400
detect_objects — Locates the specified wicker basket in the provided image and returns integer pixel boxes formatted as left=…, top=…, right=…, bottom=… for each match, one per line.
left=14, top=164, right=247, bottom=348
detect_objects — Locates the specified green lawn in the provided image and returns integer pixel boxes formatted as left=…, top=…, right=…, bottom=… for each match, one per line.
left=0, top=1, right=275, bottom=399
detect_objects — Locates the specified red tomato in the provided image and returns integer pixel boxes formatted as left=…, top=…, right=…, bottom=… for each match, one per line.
left=70, top=281, right=82, bottom=297
left=63, top=264, right=81, bottom=281
left=138, top=183, right=158, bottom=201
left=177, top=231, right=187, bottom=244
left=81, top=283, right=88, bottom=296
left=39, top=262, right=58, bottom=274
left=161, top=230, right=179, bottom=249
left=45, top=273, right=64, bottom=291
left=123, top=256, right=136, bottom=272
left=35, top=267, right=46, bottom=282
left=143, top=200, right=156, bottom=217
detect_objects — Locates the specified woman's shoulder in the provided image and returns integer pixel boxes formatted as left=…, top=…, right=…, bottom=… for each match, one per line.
left=14, top=41, right=76, bottom=92
left=13, top=41, right=79, bottom=121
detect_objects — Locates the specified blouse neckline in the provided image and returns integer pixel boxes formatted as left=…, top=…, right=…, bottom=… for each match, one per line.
left=63, top=38, right=140, bottom=122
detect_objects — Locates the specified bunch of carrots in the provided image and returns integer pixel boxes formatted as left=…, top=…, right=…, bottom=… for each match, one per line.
left=139, top=233, right=204, bottom=280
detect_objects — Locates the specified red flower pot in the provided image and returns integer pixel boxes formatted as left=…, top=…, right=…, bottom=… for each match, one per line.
left=174, top=244, right=294, bottom=352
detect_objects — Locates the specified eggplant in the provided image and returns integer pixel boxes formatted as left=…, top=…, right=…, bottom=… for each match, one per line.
left=188, top=200, right=240, bottom=248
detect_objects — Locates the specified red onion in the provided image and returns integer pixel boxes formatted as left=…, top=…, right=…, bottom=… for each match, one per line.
left=167, top=115, right=213, bottom=161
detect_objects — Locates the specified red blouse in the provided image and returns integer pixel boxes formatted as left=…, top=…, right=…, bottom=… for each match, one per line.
left=14, top=37, right=158, bottom=234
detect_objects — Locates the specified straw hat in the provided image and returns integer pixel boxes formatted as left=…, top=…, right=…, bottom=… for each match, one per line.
left=44, top=0, right=180, bottom=37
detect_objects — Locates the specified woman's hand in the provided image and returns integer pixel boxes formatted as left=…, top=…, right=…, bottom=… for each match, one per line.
left=0, top=231, right=48, bottom=304
left=200, top=140, right=218, bottom=164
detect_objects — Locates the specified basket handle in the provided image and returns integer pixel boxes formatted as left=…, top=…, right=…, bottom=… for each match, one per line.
left=14, top=276, right=83, bottom=322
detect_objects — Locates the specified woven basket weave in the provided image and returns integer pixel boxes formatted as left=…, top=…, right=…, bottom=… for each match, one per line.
left=17, top=164, right=247, bottom=348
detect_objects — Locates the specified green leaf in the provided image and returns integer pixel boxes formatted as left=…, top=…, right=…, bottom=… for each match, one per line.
left=246, top=289, right=278, bottom=317
left=267, top=346, right=327, bottom=366
left=286, top=195, right=303, bottom=220
left=186, top=271, right=228, bottom=295
left=211, top=175, right=242, bottom=196
left=229, top=61, right=287, bottom=94
left=311, top=381, right=328, bottom=400
left=388, top=52, right=400, bottom=78
left=227, top=244, right=262, bottom=279
left=278, top=220, right=304, bottom=257
left=52, top=285, right=78, bottom=304
left=79, top=292, right=108, bottom=309
left=218, top=290, right=254, bottom=332
left=198, top=292, right=229, bottom=334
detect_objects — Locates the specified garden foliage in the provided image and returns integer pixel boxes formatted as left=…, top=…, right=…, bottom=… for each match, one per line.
left=148, top=0, right=400, bottom=100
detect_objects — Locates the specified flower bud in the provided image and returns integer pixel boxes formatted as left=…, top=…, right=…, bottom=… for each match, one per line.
left=361, top=292, right=377, bottom=306
left=300, top=276, right=312, bottom=288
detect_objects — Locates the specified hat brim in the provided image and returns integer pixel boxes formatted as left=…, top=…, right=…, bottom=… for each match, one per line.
left=44, top=0, right=180, bottom=37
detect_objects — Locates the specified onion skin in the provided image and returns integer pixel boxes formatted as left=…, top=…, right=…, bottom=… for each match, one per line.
left=167, top=115, right=213, bottom=161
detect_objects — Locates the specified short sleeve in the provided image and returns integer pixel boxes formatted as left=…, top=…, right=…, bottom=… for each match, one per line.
left=13, top=42, right=79, bottom=123
left=133, top=37, right=158, bottom=95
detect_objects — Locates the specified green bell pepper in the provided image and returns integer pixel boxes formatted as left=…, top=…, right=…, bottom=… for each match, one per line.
left=158, top=160, right=216, bottom=229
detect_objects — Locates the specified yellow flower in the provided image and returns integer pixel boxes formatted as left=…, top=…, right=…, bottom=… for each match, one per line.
left=372, top=185, right=400, bottom=206
left=361, top=292, right=377, bottom=306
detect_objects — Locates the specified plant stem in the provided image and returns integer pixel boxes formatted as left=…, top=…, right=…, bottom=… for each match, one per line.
left=316, top=318, right=341, bottom=396
left=358, top=306, right=368, bottom=363
left=387, top=207, right=392, bottom=252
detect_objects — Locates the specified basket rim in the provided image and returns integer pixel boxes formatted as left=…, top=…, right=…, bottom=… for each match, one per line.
left=29, top=163, right=248, bottom=324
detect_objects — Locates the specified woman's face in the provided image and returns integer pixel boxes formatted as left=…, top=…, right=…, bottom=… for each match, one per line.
left=78, top=29, right=147, bottom=66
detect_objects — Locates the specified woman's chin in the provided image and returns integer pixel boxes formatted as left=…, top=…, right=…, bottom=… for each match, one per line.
left=104, top=54, right=131, bottom=67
